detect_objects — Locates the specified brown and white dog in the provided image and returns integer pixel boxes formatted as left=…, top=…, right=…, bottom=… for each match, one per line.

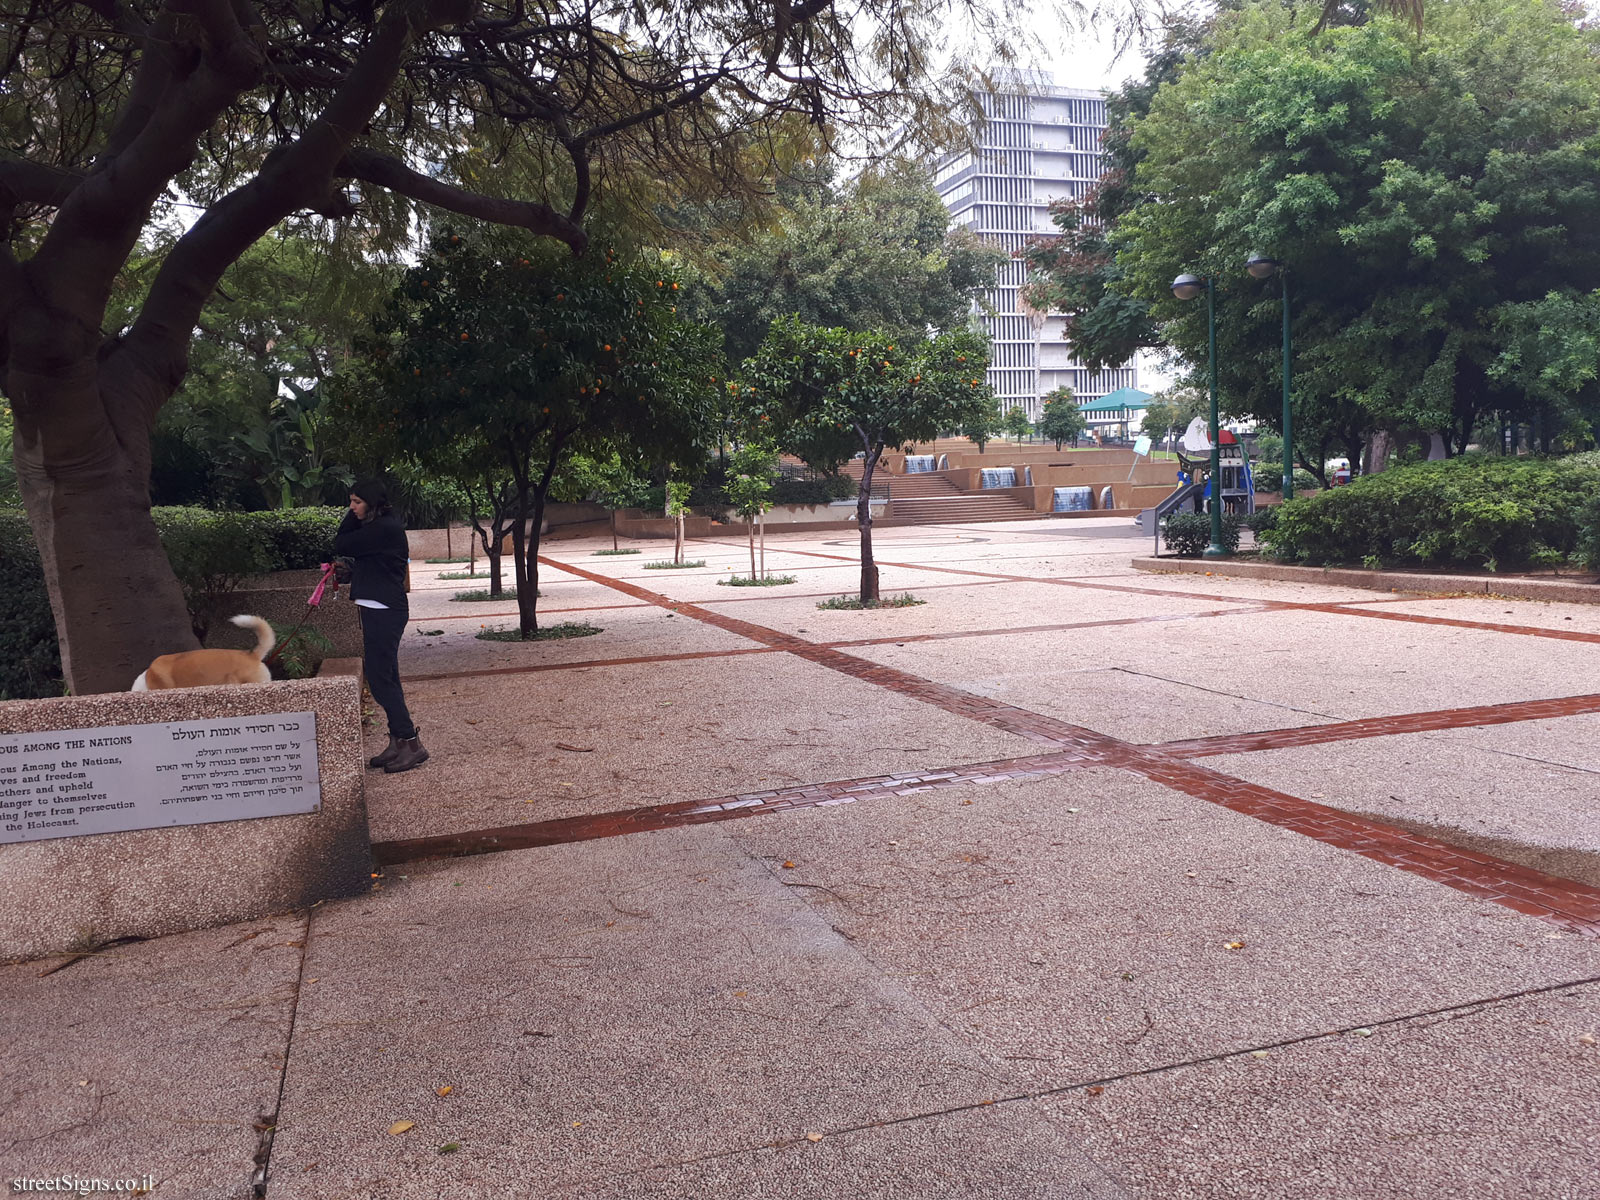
left=131, top=615, right=276, bottom=691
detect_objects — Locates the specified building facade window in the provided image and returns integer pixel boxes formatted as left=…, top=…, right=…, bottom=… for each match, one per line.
left=932, top=73, right=1138, bottom=422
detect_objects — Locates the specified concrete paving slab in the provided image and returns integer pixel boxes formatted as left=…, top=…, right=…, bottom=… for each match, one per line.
left=1203, top=729, right=1600, bottom=886
left=841, top=633, right=1343, bottom=743
left=366, top=653, right=1041, bottom=841
left=396, top=600, right=764, bottom=678
left=1052, top=981, right=1600, bottom=1200
left=0, top=913, right=306, bottom=1199
left=693, top=581, right=1239, bottom=643
left=263, top=829, right=1116, bottom=1198
left=1429, top=711, right=1600, bottom=774
left=847, top=608, right=1598, bottom=725
left=1343, top=594, right=1600, bottom=635
left=569, top=1100, right=1127, bottom=1199
left=727, top=769, right=1600, bottom=1094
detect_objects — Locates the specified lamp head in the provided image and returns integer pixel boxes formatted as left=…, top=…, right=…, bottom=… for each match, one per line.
left=1246, top=254, right=1281, bottom=280
left=1171, top=274, right=1205, bottom=301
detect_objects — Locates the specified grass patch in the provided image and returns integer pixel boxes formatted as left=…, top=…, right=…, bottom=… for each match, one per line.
left=642, top=559, right=707, bottom=570
left=475, top=621, right=601, bottom=642
left=592, top=548, right=641, bottom=556
left=816, top=592, right=925, bottom=610
left=437, top=569, right=495, bottom=580
left=717, top=574, right=799, bottom=587
left=415, top=628, right=445, bottom=636
left=450, top=588, right=541, bottom=601
left=424, top=556, right=470, bottom=564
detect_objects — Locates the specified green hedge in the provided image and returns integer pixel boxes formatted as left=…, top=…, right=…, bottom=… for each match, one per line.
left=1260, top=455, right=1600, bottom=570
left=1162, top=510, right=1243, bottom=557
left=0, top=506, right=345, bottom=700
left=770, top=475, right=856, bottom=506
left=0, top=513, right=63, bottom=700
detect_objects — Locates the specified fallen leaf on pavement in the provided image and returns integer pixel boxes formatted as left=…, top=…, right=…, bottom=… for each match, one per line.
left=1580, top=1033, right=1596, bottom=1045
left=1250, top=1050, right=1270, bottom=1060
left=554, top=743, right=595, bottom=753
left=806, top=1132, right=824, bottom=1143
left=436, top=1086, right=453, bottom=1097
left=1224, top=941, right=1246, bottom=950
left=389, top=1121, right=415, bottom=1135
left=1085, top=1086, right=1104, bottom=1096
left=437, top=1143, right=460, bottom=1155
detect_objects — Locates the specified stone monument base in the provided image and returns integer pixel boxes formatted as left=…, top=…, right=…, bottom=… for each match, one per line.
left=0, top=676, right=371, bottom=962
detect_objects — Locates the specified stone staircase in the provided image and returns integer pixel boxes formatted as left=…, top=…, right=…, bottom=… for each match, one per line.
left=842, top=463, right=1039, bottom=525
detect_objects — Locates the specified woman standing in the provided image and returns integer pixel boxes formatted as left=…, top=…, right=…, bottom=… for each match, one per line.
left=336, top=480, right=428, bottom=773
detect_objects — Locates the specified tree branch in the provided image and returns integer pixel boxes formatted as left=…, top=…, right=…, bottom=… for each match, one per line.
left=109, top=1, right=433, bottom=413
left=0, top=158, right=87, bottom=209
left=337, top=149, right=590, bottom=253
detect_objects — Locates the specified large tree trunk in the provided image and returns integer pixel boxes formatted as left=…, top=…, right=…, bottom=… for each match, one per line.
left=858, top=444, right=883, bottom=603
left=11, top=354, right=196, bottom=694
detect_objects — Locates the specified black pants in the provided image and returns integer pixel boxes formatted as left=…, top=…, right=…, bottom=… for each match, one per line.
left=359, top=604, right=416, bottom=739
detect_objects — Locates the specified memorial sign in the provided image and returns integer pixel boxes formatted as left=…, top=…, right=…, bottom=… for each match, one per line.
left=0, top=713, right=320, bottom=845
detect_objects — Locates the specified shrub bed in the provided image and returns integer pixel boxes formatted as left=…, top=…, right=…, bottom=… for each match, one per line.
left=0, top=512, right=63, bottom=700
left=1162, top=511, right=1243, bottom=557
left=1261, top=455, right=1600, bottom=570
left=0, top=506, right=347, bottom=699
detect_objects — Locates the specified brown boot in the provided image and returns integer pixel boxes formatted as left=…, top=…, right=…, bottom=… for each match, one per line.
left=368, top=736, right=402, bottom=770
left=383, top=733, right=429, bottom=774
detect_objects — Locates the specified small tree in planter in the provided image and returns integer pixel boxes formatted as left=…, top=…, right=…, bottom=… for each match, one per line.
left=1039, top=387, right=1087, bottom=450
left=598, top=463, right=654, bottom=553
left=745, top=319, right=994, bottom=601
left=1003, top=405, right=1033, bottom=443
left=725, top=442, right=778, bottom=579
left=665, top=479, right=693, bottom=565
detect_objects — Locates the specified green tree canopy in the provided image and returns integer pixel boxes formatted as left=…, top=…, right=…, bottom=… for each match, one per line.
left=716, top=160, right=1004, bottom=362
left=1039, top=388, right=1088, bottom=450
left=1002, top=405, right=1034, bottom=442
left=1, top=0, right=1051, bottom=692
left=1031, top=0, right=1600, bottom=472
left=1120, top=0, right=1600, bottom=456
left=334, top=229, right=721, bottom=634
left=744, top=318, right=993, bottom=599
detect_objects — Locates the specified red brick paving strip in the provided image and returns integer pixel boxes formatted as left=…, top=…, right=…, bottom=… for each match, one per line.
left=1154, top=692, right=1600, bottom=758
left=466, top=551, right=1600, bottom=937
left=373, top=749, right=1100, bottom=866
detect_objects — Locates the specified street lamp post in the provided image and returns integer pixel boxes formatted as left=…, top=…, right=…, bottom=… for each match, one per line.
left=1171, top=273, right=1228, bottom=558
left=1247, top=254, right=1293, bottom=500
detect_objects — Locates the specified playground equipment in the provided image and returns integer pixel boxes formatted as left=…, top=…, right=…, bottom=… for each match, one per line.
left=1135, top=431, right=1257, bottom=549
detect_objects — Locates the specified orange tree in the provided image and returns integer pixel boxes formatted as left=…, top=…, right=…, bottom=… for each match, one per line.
left=342, top=230, right=719, bottom=635
left=742, top=318, right=993, bottom=601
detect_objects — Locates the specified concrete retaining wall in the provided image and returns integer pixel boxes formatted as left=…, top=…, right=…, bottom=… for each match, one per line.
left=0, top=676, right=372, bottom=962
left=406, top=504, right=607, bottom=559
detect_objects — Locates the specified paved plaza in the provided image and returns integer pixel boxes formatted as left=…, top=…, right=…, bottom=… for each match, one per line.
left=4, top=517, right=1598, bottom=1198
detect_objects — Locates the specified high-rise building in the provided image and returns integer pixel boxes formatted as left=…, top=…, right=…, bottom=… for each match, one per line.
left=933, top=72, right=1139, bottom=421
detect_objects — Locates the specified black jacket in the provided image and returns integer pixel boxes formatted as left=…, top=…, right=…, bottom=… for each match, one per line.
left=334, top=510, right=410, bottom=609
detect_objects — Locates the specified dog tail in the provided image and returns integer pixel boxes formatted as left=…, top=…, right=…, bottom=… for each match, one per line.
left=229, top=614, right=276, bottom=661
